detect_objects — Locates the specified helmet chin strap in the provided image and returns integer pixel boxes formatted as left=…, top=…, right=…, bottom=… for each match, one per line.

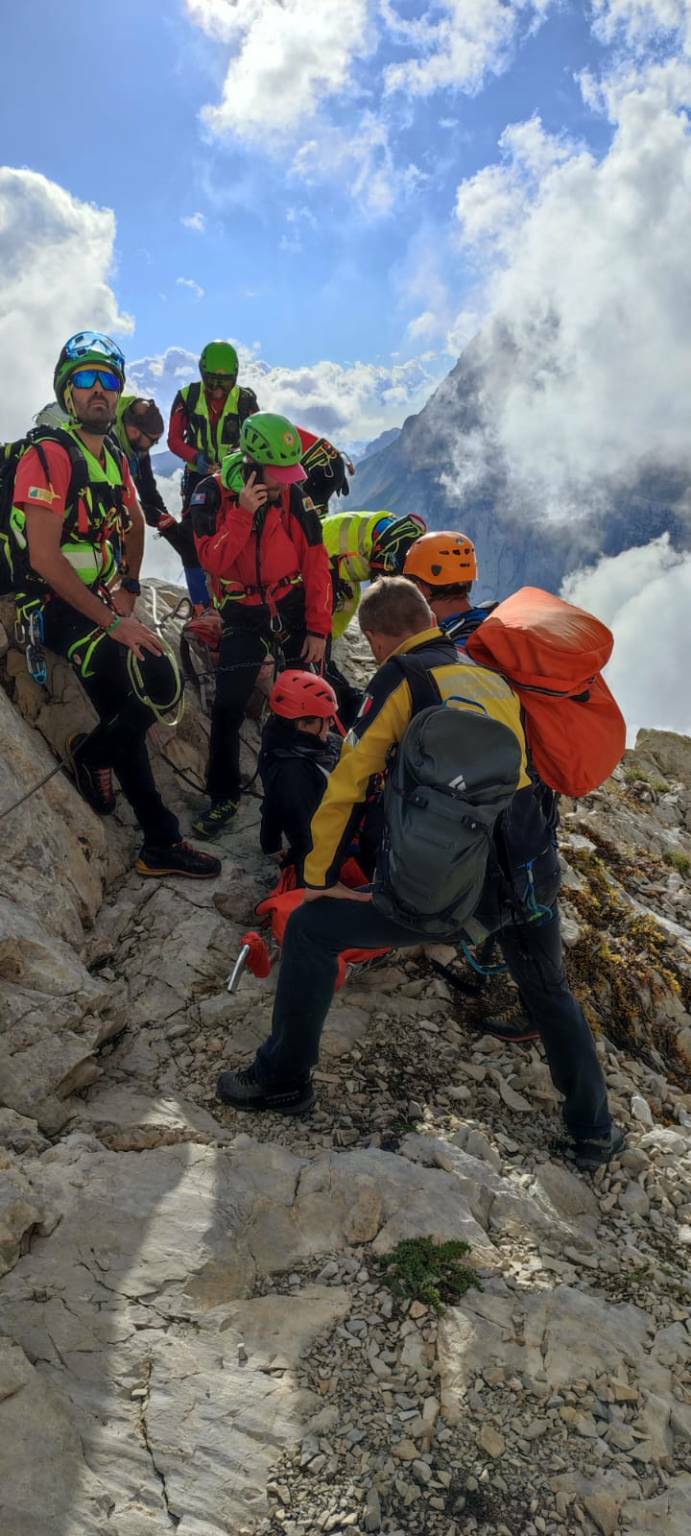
left=64, top=381, right=115, bottom=436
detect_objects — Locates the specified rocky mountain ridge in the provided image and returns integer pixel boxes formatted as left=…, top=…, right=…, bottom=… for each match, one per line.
left=0, top=584, right=690, bottom=1536
left=354, top=341, right=691, bottom=603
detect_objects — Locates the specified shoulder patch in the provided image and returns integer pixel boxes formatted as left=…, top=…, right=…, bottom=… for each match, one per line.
left=27, top=485, right=58, bottom=502
left=301, top=496, right=317, bottom=512
left=190, top=490, right=208, bottom=505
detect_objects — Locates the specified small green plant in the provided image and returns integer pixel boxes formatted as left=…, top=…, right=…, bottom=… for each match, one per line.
left=664, top=850, right=690, bottom=875
left=377, top=1237, right=482, bottom=1313
left=623, top=766, right=670, bottom=793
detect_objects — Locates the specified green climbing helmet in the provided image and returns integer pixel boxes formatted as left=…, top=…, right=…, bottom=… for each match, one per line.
left=238, top=412, right=307, bottom=486
left=199, top=340, right=238, bottom=378
left=220, top=451, right=245, bottom=495
left=54, top=331, right=126, bottom=411
left=240, top=412, right=302, bottom=467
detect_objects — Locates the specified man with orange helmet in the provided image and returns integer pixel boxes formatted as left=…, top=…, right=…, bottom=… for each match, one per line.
left=259, top=671, right=340, bottom=881
left=403, top=530, right=495, bottom=647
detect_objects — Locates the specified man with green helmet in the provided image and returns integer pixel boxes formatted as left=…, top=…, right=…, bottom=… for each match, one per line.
left=189, top=410, right=333, bottom=839
left=167, top=341, right=260, bottom=607
left=168, top=340, right=260, bottom=497
left=11, top=330, right=220, bottom=880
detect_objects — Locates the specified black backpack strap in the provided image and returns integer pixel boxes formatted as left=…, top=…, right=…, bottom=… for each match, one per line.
left=238, top=387, right=259, bottom=419
left=184, top=381, right=202, bottom=414
left=388, top=653, right=442, bottom=717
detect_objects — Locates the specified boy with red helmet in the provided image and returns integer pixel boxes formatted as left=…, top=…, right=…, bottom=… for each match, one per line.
left=259, top=671, right=339, bottom=882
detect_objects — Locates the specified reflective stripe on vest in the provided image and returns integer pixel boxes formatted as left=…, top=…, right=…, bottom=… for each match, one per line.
left=321, top=510, right=388, bottom=584
left=179, top=382, right=242, bottom=462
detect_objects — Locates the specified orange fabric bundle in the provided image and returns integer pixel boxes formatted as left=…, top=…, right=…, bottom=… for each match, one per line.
left=467, top=586, right=626, bottom=797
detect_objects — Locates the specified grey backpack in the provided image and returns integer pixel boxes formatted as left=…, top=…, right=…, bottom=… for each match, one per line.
left=373, top=657, right=523, bottom=937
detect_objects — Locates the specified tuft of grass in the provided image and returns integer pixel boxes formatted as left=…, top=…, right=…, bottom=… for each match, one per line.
left=623, top=766, right=670, bottom=793
left=377, top=1237, right=482, bottom=1314
left=664, top=850, right=690, bottom=876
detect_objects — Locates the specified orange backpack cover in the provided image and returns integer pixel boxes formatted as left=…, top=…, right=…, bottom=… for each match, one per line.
left=466, top=587, right=626, bottom=797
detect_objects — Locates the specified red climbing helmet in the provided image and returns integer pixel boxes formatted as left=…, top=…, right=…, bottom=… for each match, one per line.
left=269, top=670, right=337, bottom=720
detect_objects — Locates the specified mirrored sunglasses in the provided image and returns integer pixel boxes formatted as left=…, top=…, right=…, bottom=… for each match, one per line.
left=69, top=368, right=123, bottom=392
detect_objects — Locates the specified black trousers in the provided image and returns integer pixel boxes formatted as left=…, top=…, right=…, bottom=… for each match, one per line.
left=42, top=597, right=180, bottom=847
left=255, top=898, right=611, bottom=1141
left=208, top=606, right=306, bottom=802
left=325, top=650, right=363, bottom=730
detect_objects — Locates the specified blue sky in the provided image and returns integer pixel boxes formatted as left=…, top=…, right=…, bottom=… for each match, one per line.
left=1, top=0, right=690, bottom=731
left=1, top=0, right=689, bottom=459
left=1, top=0, right=613, bottom=372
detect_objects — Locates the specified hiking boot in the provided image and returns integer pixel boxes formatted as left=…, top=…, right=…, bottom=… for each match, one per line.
left=566, top=1124, right=627, bottom=1172
left=191, top=798, right=239, bottom=840
left=216, top=1062, right=315, bottom=1116
left=480, top=1015, right=540, bottom=1044
left=135, top=840, right=221, bottom=880
left=66, top=733, right=116, bottom=815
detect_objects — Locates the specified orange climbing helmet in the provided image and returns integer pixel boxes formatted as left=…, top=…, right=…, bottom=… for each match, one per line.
left=269, top=669, right=337, bottom=720
left=404, top=530, right=478, bottom=587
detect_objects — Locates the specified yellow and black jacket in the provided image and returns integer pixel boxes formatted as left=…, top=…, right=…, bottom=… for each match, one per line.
left=304, top=625, right=530, bottom=889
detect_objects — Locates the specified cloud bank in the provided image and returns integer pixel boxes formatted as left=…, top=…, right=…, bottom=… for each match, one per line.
left=450, top=63, right=691, bottom=506
left=128, top=344, right=436, bottom=447
left=562, top=536, right=691, bottom=739
left=0, top=167, right=132, bottom=440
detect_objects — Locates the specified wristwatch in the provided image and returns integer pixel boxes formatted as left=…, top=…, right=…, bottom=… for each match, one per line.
left=120, top=577, right=141, bottom=596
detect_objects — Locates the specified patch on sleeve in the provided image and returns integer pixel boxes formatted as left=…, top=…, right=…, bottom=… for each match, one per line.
left=190, top=490, right=208, bottom=505
left=301, top=495, right=317, bottom=512
left=27, top=484, right=58, bottom=502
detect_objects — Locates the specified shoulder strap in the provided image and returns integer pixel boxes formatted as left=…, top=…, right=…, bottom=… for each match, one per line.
left=388, top=653, right=442, bottom=718
left=184, top=381, right=202, bottom=413
left=26, top=427, right=90, bottom=500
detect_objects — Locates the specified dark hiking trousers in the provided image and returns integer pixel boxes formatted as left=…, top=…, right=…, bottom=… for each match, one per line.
left=42, top=596, right=181, bottom=847
left=255, top=898, right=611, bottom=1141
left=208, top=606, right=307, bottom=803
left=325, top=651, right=362, bottom=730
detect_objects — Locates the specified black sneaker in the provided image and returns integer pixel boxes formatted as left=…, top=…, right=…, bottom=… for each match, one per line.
left=480, top=1015, right=540, bottom=1044
left=568, top=1124, right=627, bottom=1172
left=191, top=798, right=239, bottom=840
left=66, top=733, right=116, bottom=815
left=216, top=1063, right=315, bottom=1115
left=135, top=840, right=221, bottom=880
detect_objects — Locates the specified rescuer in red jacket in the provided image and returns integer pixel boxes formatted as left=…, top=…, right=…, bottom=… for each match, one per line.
left=189, top=412, right=333, bottom=839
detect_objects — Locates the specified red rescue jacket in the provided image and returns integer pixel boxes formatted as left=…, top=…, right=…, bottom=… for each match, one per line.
left=191, top=476, right=332, bottom=636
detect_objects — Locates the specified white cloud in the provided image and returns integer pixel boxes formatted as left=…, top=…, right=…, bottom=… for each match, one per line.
left=140, top=471, right=189, bottom=585
left=382, top=0, right=554, bottom=98
left=294, top=112, right=422, bottom=219
left=181, top=211, right=206, bottom=232
left=176, top=276, right=205, bottom=300
left=592, top=0, right=691, bottom=51
left=128, top=344, right=436, bottom=446
left=186, top=0, right=371, bottom=143
left=562, top=535, right=691, bottom=738
left=447, top=60, right=691, bottom=505
left=0, top=167, right=132, bottom=440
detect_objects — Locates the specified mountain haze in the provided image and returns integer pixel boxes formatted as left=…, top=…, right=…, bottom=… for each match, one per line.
left=354, top=338, right=691, bottom=604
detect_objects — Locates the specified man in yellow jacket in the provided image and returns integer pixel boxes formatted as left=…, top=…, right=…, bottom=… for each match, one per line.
left=217, top=577, right=621, bottom=1171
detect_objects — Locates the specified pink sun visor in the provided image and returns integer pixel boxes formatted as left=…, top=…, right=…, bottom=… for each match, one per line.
left=264, top=461, right=308, bottom=485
